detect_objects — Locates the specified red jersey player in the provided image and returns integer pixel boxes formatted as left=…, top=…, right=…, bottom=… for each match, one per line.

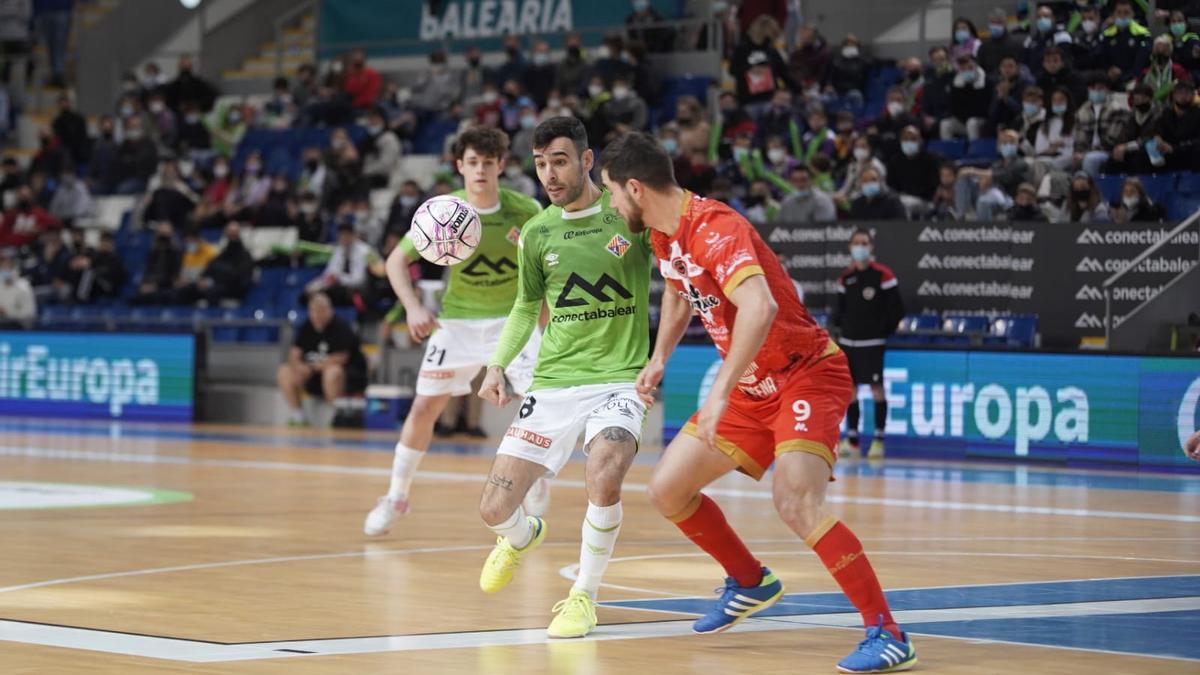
left=599, top=133, right=916, bottom=674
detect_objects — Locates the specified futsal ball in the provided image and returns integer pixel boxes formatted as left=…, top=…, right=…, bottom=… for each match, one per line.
left=408, top=195, right=482, bottom=266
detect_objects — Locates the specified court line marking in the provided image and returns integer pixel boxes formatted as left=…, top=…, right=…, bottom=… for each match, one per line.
left=4, top=445, right=1199, bottom=523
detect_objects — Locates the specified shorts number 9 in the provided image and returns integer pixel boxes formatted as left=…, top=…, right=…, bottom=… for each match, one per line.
left=792, top=399, right=811, bottom=429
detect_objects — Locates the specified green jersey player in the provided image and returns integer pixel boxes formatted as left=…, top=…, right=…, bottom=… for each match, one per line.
left=475, top=117, right=651, bottom=639
left=364, top=126, right=545, bottom=537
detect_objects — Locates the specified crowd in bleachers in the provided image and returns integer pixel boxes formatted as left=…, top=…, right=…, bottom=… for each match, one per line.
left=1, top=0, right=1199, bottom=332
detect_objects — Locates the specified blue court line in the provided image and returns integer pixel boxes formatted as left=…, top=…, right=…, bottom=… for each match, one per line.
left=1, top=417, right=1198, bottom=494
left=906, top=609, right=1200, bottom=661
left=601, top=576, right=1200, bottom=618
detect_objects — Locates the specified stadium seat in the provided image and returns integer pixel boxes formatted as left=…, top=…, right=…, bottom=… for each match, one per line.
left=985, top=315, right=1038, bottom=348
left=1176, top=173, right=1200, bottom=193
left=1167, top=193, right=1200, bottom=221
left=1138, top=173, right=1177, bottom=204
left=1094, top=174, right=1124, bottom=203
left=966, top=137, right=998, bottom=160
left=927, top=139, right=965, bottom=160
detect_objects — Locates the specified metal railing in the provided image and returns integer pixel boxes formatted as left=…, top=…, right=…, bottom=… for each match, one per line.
left=1103, top=208, right=1200, bottom=346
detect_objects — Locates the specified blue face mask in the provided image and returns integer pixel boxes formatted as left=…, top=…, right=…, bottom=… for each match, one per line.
left=961, top=69, right=977, bottom=83
left=999, top=143, right=1017, bottom=158
left=1051, top=103, right=1067, bottom=115
left=662, top=138, right=678, bottom=155
left=1088, top=89, right=1107, bottom=104
left=1036, top=17, right=1053, bottom=32
left=850, top=245, right=871, bottom=262
left=989, top=23, right=1005, bottom=37
left=1023, top=102, right=1041, bottom=116
left=1114, top=16, right=1131, bottom=29
left=793, top=188, right=811, bottom=199
left=733, top=146, right=749, bottom=161
left=954, top=29, right=971, bottom=43
left=900, top=140, right=920, bottom=156
left=861, top=182, right=881, bottom=198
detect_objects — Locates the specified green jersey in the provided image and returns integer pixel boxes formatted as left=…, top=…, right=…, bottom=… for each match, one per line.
left=516, top=190, right=651, bottom=390
left=400, top=187, right=542, bottom=320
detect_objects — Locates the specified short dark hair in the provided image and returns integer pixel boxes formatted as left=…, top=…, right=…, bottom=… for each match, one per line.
left=788, top=163, right=811, bottom=178
left=452, top=125, right=510, bottom=160
left=532, top=115, right=588, bottom=155
left=850, top=228, right=873, bottom=243
left=597, top=132, right=676, bottom=191
left=1043, top=46, right=1063, bottom=59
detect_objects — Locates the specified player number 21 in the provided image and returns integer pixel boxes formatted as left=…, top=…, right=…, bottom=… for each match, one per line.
left=792, top=400, right=811, bottom=431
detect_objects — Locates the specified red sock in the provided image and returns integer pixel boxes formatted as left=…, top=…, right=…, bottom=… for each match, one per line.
left=673, top=495, right=762, bottom=588
left=808, top=518, right=901, bottom=638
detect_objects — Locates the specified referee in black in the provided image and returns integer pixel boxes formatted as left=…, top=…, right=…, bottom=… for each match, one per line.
left=834, top=229, right=904, bottom=458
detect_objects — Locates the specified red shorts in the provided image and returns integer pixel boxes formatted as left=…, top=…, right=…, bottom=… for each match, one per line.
left=682, top=348, right=854, bottom=480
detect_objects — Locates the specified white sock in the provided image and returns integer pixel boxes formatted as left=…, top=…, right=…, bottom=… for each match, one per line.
left=573, top=501, right=623, bottom=599
left=386, top=442, right=425, bottom=500
left=488, top=505, right=534, bottom=549
left=288, top=408, right=304, bottom=423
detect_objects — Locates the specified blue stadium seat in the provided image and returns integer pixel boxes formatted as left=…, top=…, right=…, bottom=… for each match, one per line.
left=1176, top=173, right=1200, bottom=193
left=1138, top=173, right=1177, bottom=204
left=966, top=137, right=998, bottom=160
left=943, top=314, right=989, bottom=334
left=39, top=305, right=71, bottom=326
left=927, top=139, right=966, bottom=160
left=891, top=313, right=940, bottom=345
left=1094, top=174, right=1124, bottom=203
left=413, top=118, right=458, bottom=155
left=985, top=315, right=1038, bottom=348
left=1167, top=193, right=1200, bottom=221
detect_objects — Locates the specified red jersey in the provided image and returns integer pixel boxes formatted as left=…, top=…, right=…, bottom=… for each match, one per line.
left=651, top=193, right=835, bottom=399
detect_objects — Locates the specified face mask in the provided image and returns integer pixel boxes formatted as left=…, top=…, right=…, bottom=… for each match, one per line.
left=149, top=101, right=164, bottom=114
left=887, top=101, right=905, bottom=116
left=505, top=47, right=519, bottom=59
left=1171, top=22, right=1187, bottom=36
left=120, top=104, right=134, bottom=117
left=1115, top=17, right=1131, bottom=29
left=1072, top=188, right=1090, bottom=200
left=179, top=160, right=194, bottom=178
left=245, top=162, right=261, bottom=174
left=901, top=140, right=920, bottom=156
left=1023, top=103, right=1041, bottom=116
left=367, top=125, right=383, bottom=136
left=961, top=69, right=977, bottom=83
left=186, top=242, right=198, bottom=254
left=532, top=52, right=550, bottom=66
left=588, top=83, right=604, bottom=97
left=1036, top=17, right=1053, bottom=32
left=228, top=111, right=242, bottom=124
left=300, top=203, right=318, bottom=215
left=355, top=210, right=369, bottom=222
left=1081, top=19, right=1098, bottom=34
left=467, top=57, right=481, bottom=67
left=861, top=182, right=881, bottom=197
left=842, top=46, right=859, bottom=59
left=954, top=29, right=971, bottom=43
left=520, top=115, right=536, bottom=129
left=482, top=91, right=498, bottom=104
left=612, top=86, right=630, bottom=100
left=0, top=270, right=12, bottom=283
left=853, top=147, right=870, bottom=161
left=999, top=143, right=1017, bottom=158
left=989, top=23, right=1005, bottom=37
left=1088, top=89, right=1107, bottom=105
left=793, top=188, right=811, bottom=199
left=759, top=148, right=784, bottom=165
left=213, top=165, right=229, bottom=178
left=1051, top=103, right=1067, bottom=115
left=662, top=138, right=679, bottom=155
left=595, top=46, right=611, bottom=59
left=185, top=113, right=199, bottom=124
left=398, top=195, right=418, bottom=208
left=732, top=146, right=749, bottom=161
left=1122, top=195, right=1139, bottom=209
left=850, top=244, right=871, bottom=262
left=125, top=129, right=144, bottom=140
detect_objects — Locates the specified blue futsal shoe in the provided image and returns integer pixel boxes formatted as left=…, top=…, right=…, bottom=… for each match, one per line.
left=837, top=619, right=917, bottom=673
left=692, top=566, right=784, bottom=634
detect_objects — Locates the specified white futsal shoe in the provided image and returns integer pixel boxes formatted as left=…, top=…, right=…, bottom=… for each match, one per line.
left=522, top=477, right=551, bottom=517
left=363, top=496, right=411, bottom=536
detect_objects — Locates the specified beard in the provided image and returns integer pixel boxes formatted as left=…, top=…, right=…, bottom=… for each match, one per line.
left=624, top=202, right=646, bottom=233
left=547, top=168, right=585, bottom=207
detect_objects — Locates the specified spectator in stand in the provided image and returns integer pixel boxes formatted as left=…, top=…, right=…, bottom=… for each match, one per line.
left=742, top=177, right=780, bottom=224
left=800, top=107, right=836, bottom=163
left=849, top=166, right=906, bottom=220
left=0, top=185, right=58, bottom=247
left=175, top=103, right=211, bottom=154
left=362, top=107, right=400, bottom=189
left=130, top=221, right=182, bottom=305
left=1014, top=86, right=1047, bottom=157
left=886, top=125, right=941, bottom=215
left=1030, top=87, right=1076, bottom=170
left=1063, top=171, right=1112, bottom=223
left=140, top=61, right=166, bottom=97
left=224, top=151, right=271, bottom=223
left=717, top=134, right=756, bottom=193
left=826, top=33, right=869, bottom=109
left=207, top=102, right=246, bottom=158
left=65, top=231, right=127, bottom=304
left=52, top=94, right=88, bottom=164
left=942, top=52, right=990, bottom=140
left=1107, top=83, right=1162, bottom=173
left=831, top=110, right=858, bottom=166
left=304, top=221, right=373, bottom=307
left=954, top=129, right=1033, bottom=220
left=592, top=34, right=635, bottom=87
left=343, top=48, right=382, bottom=111
left=297, top=146, right=327, bottom=198
left=922, top=162, right=961, bottom=220
left=145, top=91, right=177, bottom=150
left=255, top=174, right=297, bottom=228
left=179, top=226, right=216, bottom=285
left=871, top=87, right=922, bottom=161
left=411, top=49, right=462, bottom=114
left=1073, top=75, right=1128, bottom=177
left=1007, top=182, right=1046, bottom=221
left=493, top=34, right=530, bottom=87
left=48, top=168, right=92, bottom=227
left=918, top=46, right=955, bottom=137
left=26, top=226, right=70, bottom=303
left=1112, top=176, right=1165, bottom=223
left=261, top=77, right=295, bottom=129
left=1070, top=5, right=1106, bottom=74
left=141, top=161, right=197, bottom=227
left=87, top=116, right=119, bottom=192
left=627, top=0, right=675, bottom=52
left=0, top=250, right=34, bottom=328
left=31, top=127, right=67, bottom=178
left=460, top=45, right=486, bottom=105
left=521, top=40, right=556, bottom=107
left=625, top=40, right=662, bottom=108
left=1141, top=35, right=1191, bottom=102
left=777, top=163, right=837, bottom=223
left=164, top=55, right=216, bottom=113
left=502, top=152, right=538, bottom=198
left=674, top=95, right=711, bottom=157
left=895, top=58, right=924, bottom=109
left=194, top=157, right=232, bottom=227
left=295, top=190, right=327, bottom=248
left=835, top=135, right=886, bottom=209
left=788, top=24, right=832, bottom=92
left=950, top=17, right=982, bottom=62
left=277, top=292, right=368, bottom=426
left=1167, top=10, right=1200, bottom=77
left=1022, top=4, right=1073, bottom=73
left=174, top=221, right=254, bottom=305
left=1152, top=78, right=1200, bottom=170
left=1037, top=46, right=1085, bottom=107
left=1099, top=0, right=1152, bottom=87
left=28, top=169, right=53, bottom=208
left=324, top=131, right=367, bottom=212
left=716, top=89, right=756, bottom=142
left=0, top=157, right=22, bottom=199
left=730, top=15, right=792, bottom=112
left=34, top=0, right=71, bottom=88
left=597, top=75, right=648, bottom=143
left=979, top=7, right=1023, bottom=73
left=512, top=104, right=538, bottom=159
left=555, top=33, right=589, bottom=99
left=986, top=55, right=1034, bottom=134
left=292, top=63, right=317, bottom=109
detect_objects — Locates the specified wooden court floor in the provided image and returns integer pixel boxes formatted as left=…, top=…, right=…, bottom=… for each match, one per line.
left=0, top=420, right=1198, bottom=674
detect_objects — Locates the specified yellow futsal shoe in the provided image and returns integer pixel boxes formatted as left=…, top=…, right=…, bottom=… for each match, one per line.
left=547, top=590, right=598, bottom=638
left=479, top=516, right=546, bottom=594
left=867, top=438, right=885, bottom=459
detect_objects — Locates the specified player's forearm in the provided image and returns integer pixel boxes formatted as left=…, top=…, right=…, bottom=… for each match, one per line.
left=385, top=246, right=422, bottom=311
left=712, top=294, right=777, bottom=400
left=649, top=291, right=691, bottom=366
left=489, top=298, right=540, bottom=369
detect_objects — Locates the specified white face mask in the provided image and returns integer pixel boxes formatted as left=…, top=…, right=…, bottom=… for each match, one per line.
left=1081, top=19, right=1098, bottom=34
left=1122, top=195, right=1140, bottom=209
left=481, top=91, right=498, bottom=104
left=842, top=46, right=859, bottom=59
left=612, top=86, right=629, bottom=100
left=767, top=148, right=786, bottom=164
left=887, top=101, right=905, bottom=116
left=588, top=83, right=604, bottom=97
left=595, top=46, right=611, bottom=59
left=505, top=165, right=522, bottom=179
left=853, top=147, right=870, bottom=161
left=532, top=52, right=550, bottom=66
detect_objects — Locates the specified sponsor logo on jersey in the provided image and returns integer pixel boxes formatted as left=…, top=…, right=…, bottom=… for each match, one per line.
left=563, top=227, right=603, bottom=240
left=678, top=283, right=721, bottom=318
left=554, top=272, right=633, bottom=308
left=506, top=426, right=552, bottom=449
left=606, top=234, right=630, bottom=258
left=421, top=369, right=456, bottom=380
left=460, top=254, right=517, bottom=277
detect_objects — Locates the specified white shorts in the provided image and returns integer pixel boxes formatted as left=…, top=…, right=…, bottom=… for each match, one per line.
left=496, top=382, right=647, bottom=477
left=416, top=318, right=540, bottom=397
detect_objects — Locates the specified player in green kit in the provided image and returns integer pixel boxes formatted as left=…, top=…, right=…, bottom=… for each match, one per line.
left=475, top=117, right=651, bottom=638
left=364, top=126, right=547, bottom=536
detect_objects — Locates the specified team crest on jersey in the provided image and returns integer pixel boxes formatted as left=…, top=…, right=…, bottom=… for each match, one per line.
left=862, top=287, right=876, bottom=300
left=660, top=241, right=705, bottom=280
left=506, top=227, right=521, bottom=246
left=606, top=234, right=630, bottom=258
